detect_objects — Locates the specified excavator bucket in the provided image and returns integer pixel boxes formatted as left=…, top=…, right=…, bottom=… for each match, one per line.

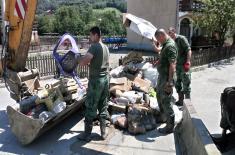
left=7, top=97, right=86, bottom=145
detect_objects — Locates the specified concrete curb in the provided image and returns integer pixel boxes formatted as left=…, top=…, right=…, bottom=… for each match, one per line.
left=175, top=99, right=221, bottom=155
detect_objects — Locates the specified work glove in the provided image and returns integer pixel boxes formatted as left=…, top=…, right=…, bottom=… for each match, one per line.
left=164, top=82, right=174, bottom=95
left=183, top=62, right=191, bottom=72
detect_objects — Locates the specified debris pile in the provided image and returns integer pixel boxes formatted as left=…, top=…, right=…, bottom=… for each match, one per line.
left=109, top=52, right=161, bottom=134
left=14, top=51, right=182, bottom=136
left=19, top=78, right=88, bottom=123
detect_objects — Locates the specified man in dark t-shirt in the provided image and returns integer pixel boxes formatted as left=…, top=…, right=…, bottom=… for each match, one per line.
left=77, top=26, right=110, bottom=141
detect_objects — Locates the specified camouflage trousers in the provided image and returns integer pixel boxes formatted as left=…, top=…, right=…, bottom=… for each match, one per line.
left=85, top=75, right=109, bottom=121
left=175, top=65, right=191, bottom=95
left=156, top=75, right=175, bottom=118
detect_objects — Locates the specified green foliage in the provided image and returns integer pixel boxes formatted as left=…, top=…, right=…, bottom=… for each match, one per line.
left=36, top=0, right=57, bottom=14
left=91, top=9, right=126, bottom=36
left=37, top=0, right=127, bottom=13
left=37, top=5, right=126, bottom=36
left=37, top=15, right=55, bottom=35
left=93, top=7, right=122, bottom=16
left=193, top=0, right=235, bottom=46
left=99, top=11, right=122, bottom=35
left=78, top=3, right=93, bottom=24
left=54, top=6, right=85, bottom=35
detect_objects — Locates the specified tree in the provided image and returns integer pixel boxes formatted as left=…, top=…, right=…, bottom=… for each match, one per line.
left=37, top=2, right=126, bottom=36
left=54, top=6, right=85, bottom=35
left=77, top=2, right=93, bottom=24
left=37, top=15, right=55, bottom=35
left=193, top=0, right=235, bottom=46
left=37, top=0, right=127, bottom=13
left=93, top=10, right=126, bottom=36
left=36, top=0, right=57, bottom=14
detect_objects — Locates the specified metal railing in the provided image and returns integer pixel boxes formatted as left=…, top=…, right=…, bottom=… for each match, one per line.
left=28, top=36, right=127, bottom=53
left=1, top=45, right=234, bottom=84
left=191, top=46, right=235, bottom=66
left=134, top=46, right=235, bottom=67
left=26, top=54, right=90, bottom=78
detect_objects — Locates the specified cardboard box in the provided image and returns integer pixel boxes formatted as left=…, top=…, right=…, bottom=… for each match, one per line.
left=125, top=73, right=151, bottom=93
left=110, top=77, right=132, bottom=92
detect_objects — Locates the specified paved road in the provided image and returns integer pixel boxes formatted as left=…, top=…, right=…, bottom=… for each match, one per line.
left=191, top=59, right=235, bottom=136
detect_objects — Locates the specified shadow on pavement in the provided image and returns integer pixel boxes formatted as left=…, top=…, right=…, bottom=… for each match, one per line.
left=133, top=125, right=161, bottom=142
left=191, top=117, right=216, bottom=145
left=0, top=108, right=85, bottom=155
left=0, top=110, right=9, bottom=131
left=70, top=140, right=112, bottom=155
left=209, top=59, right=234, bottom=70
left=0, top=109, right=18, bottom=151
left=174, top=131, right=182, bottom=155
left=71, top=123, right=179, bottom=154
left=211, top=132, right=235, bottom=154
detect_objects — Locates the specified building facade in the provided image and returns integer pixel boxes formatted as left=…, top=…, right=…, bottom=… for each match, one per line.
left=126, top=0, right=206, bottom=49
left=127, top=0, right=178, bottom=50
left=179, top=0, right=205, bottom=47
left=0, top=4, right=2, bottom=44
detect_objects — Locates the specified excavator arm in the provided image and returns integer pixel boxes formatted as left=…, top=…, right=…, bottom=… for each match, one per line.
left=1, top=0, right=39, bottom=101
left=4, top=0, right=37, bottom=71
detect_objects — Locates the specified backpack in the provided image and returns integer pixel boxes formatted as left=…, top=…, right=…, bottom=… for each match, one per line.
left=220, top=87, right=235, bottom=134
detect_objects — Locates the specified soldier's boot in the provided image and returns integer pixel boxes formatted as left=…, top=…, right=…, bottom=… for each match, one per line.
left=77, top=119, right=93, bottom=141
left=185, top=93, right=191, bottom=99
left=100, top=119, right=108, bottom=140
left=158, top=115, right=175, bottom=134
left=156, top=113, right=167, bottom=124
left=176, top=92, right=184, bottom=106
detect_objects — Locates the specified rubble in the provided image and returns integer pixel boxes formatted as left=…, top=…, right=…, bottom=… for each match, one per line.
left=16, top=51, right=181, bottom=137
left=108, top=52, right=183, bottom=135
left=111, top=113, right=127, bottom=129
left=108, top=101, right=126, bottom=113
left=110, top=77, right=132, bottom=93
left=109, top=52, right=160, bottom=134
left=122, top=52, right=143, bottom=65
left=18, top=77, right=88, bottom=122
left=128, top=104, right=157, bottom=134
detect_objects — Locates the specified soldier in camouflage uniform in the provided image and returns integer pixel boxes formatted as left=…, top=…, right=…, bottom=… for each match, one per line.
left=77, top=26, right=110, bottom=141
left=168, top=27, right=192, bottom=106
left=152, top=29, right=178, bottom=134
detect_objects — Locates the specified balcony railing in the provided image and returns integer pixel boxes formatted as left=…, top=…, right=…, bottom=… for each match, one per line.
left=179, top=0, right=204, bottom=11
